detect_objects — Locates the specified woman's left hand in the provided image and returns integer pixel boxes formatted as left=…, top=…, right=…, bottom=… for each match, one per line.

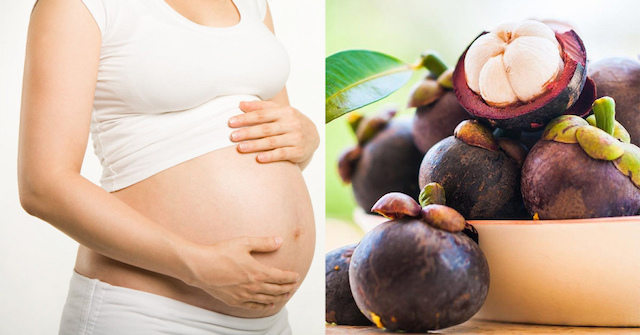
left=228, top=100, right=319, bottom=164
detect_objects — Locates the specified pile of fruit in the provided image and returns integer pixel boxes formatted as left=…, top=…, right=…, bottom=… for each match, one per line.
left=327, top=19, right=640, bottom=332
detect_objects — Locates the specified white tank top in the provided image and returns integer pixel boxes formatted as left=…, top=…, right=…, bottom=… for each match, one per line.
left=80, top=0, right=290, bottom=192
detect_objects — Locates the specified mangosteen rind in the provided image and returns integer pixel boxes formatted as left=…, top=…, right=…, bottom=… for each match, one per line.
left=541, top=114, right=640, bottom=188
left=349, top=218, right=490, bottom=332
left=412, top=91, right=470, bottom=153
left=521, top=141, right=640, bottom=219
left=337, top=146, right=362, bottom=183
left=419, top=135, right=523, bottom=219
left=589, top=57, right=640, bottom=144
left=452, top=30, right=592, bottom=130
left=350, top=117, right=424, bottom=212
left=325, top=244, right=373, bottom=326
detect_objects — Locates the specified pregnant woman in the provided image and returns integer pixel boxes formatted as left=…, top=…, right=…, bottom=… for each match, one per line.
left=18, top=0, right=318, bottom=334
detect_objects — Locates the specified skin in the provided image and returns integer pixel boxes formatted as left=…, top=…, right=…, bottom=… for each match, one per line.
left=19, top=0, right=318, bottom=318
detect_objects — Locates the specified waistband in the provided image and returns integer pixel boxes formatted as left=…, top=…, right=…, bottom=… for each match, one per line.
left=65, top=270, right=290, bottom=334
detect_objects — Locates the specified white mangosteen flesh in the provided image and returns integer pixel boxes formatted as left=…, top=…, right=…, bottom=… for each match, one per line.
left=464, top=20, right=564, bottom=107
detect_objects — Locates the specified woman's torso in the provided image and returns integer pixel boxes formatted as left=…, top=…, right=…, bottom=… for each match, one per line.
left=74, top=0, right=315, bottom=318
left=75, top=145, right=316, bottom=318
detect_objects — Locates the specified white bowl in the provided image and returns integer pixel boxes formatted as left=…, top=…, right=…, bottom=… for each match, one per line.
left=353, top=208, right=640, bottom=327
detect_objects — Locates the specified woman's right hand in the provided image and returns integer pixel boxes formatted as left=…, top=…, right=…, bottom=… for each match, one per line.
left=182, top=236, right=300, bottom=310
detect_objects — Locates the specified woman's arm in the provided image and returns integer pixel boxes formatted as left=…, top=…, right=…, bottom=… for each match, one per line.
left=228, top=3, right=319, bottom=170
left=18, top=0, right=298, bottom=310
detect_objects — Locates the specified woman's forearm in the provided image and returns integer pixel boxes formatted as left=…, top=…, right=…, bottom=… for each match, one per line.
left=20, top=172, right=196, bottom=285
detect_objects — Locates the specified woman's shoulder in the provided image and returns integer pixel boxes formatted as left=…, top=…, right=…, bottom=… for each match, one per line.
left=78, top=0, right=122, bottom=39
left=254, top=0, right=268, bottom=21
left=236, top=0, right=268, bottom=21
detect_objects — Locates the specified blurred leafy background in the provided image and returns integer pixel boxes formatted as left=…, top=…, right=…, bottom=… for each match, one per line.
left=326, top=0, right=640, bottom=221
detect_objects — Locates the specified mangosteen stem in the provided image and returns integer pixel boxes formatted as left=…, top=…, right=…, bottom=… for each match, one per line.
left=592, top=96, right=616, bottom=136
left=415, top=51, right=448, bottom=77
left=419, top=182, right=446, bottom=207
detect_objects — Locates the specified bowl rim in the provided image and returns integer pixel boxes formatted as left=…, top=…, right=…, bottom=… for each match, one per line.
left=468, top=215, right=640, bottom=226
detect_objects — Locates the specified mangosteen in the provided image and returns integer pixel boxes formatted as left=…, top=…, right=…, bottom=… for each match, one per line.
left=419, top=120, right=526, bottom=219
left=326, top=244, right=373, bottom=326
left=493, top=128, right=543, bottom=151
left=452, top=20, right=596, bottom=130
left=588, top=57, right=640, bottom=144
left=408, top=52, right=471, bottom=154
left=521, top=96, right=640, bottom=219
left=349, top=189, right=489, bottom=332
left=338, top=106, right=423, bottom=212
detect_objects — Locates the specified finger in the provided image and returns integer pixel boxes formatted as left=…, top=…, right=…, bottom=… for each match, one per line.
left=230, top=122, right=285, bottom=142
left=241, top=236, right=283, bottom=253
left=239, top=302, right=274, bottom=310
left=258, top=282, right=298, bottom=296
left=256, top=147, right=302, bottom=163
left=237, top=134, right=296, bottom=153
left=228, top=108, right=280, bottom=128
left=249, top=293, right=290, bottom=305
left=262, top=266, right=300, bottom=284
left=239, top=100, right=279, bottom=113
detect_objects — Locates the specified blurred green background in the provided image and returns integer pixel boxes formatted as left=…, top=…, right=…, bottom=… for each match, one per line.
left=326, top=0, right=640, bottom=221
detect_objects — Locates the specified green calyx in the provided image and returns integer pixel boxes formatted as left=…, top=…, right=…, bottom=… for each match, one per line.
left=497, top=138, right=528, bottom=168
left=407, top=79, right=445, bottom=108
left=541, top=115, right=588, bottom=143
left=354, top=106, right=397, bottom=144
left=436, top=68, right=454, bottom=89
left=542, top=97, right=640, bottom=189
left=417, top=50, right=448, bottom=78
left=614, top=143, right=640, bottom=188
left=407, top=52, right=452, bottom=108
left=585, top=115, right=630, bottom=143
left=576, top=126, right=625, bottom=160
left=592, top=97, right=616, bottom=136
left=419, top=182, right=446, bottom=207
left=454, top=120, right=499, bottom=152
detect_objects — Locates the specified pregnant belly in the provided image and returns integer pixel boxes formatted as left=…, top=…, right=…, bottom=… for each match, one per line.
left=74, top=145, right=316, bottom=318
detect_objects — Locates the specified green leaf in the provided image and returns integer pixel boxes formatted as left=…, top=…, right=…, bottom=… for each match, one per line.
left=326, top=50, right=413, bottom=123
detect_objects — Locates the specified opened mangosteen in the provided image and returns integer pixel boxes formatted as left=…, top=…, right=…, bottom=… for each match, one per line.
left=419, top=120, right=526, bottom=219
left=326, top=244, right=373, bottom=326
left=338, top=107, right=423, bottom=212
left=349, top=187, right=489, bottom=332
left=522, top=97, right=640, bottom=219
left=409, top=52, right=470, bottom=154
left=589, top=57, right=640, bottom=144
left=452, top=20, right=596, bottom=130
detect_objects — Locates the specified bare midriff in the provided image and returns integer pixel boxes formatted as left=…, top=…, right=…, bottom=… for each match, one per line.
left=73, top=145, right=316, bottom=318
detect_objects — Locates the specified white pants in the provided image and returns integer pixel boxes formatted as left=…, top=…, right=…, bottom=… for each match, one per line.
left=58, top=270, right=292, bottom=335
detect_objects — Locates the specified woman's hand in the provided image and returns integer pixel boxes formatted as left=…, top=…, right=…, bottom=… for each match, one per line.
left=228, top=101, right=319, bottom=164
left=182, top=236, right=300, bottom=310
